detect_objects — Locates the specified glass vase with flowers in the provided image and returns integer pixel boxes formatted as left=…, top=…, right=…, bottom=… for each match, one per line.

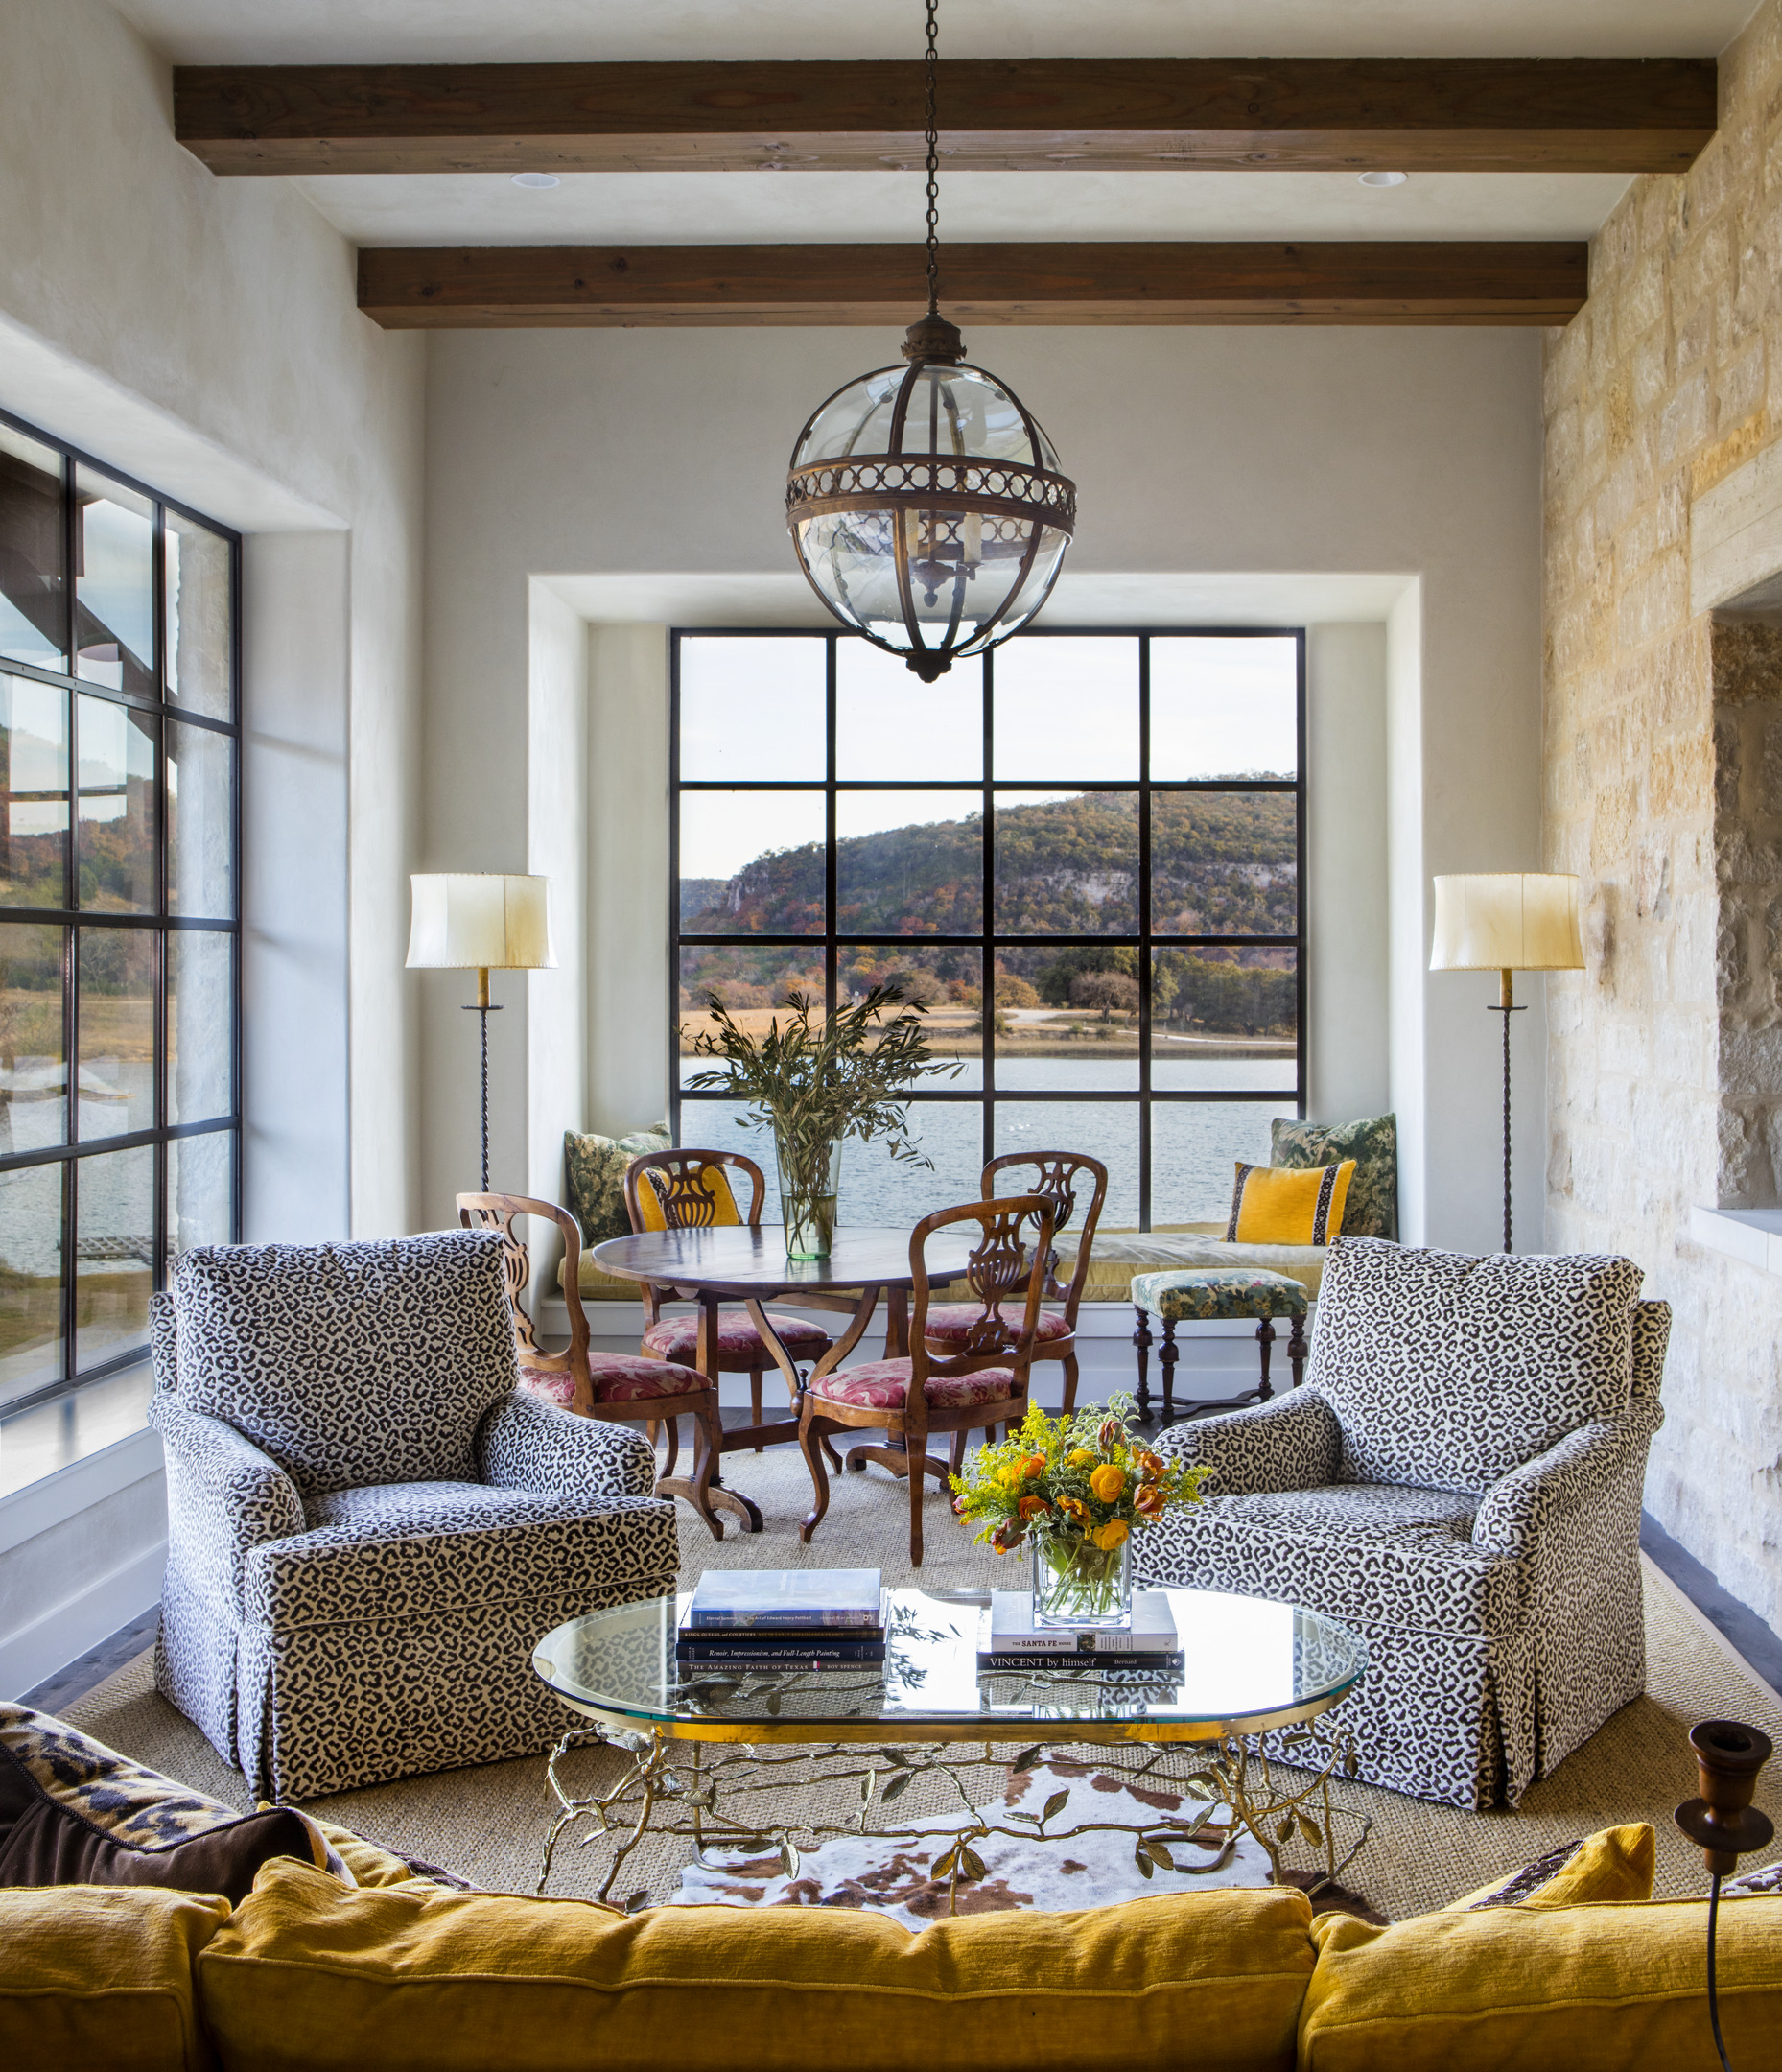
left=684, top=984, right=958, bottom=1259
left=949, top=1394, right=1210, bottom=1627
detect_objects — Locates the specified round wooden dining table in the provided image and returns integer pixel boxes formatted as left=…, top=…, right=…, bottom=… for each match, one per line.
left=589, top=1224, right=977, bottom=1534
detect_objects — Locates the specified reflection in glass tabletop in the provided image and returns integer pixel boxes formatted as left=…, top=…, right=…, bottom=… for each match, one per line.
left=533, top=1588, right=1366, bottom=1747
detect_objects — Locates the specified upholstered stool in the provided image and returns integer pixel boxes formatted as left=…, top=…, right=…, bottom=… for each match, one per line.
left=1130, top=1267, right=1310, bottom=1426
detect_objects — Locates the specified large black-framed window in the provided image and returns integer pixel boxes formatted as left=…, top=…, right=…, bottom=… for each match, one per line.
left=0, top=406, right=240, bottom=1424
left=671, top=627, right=1303, bottom=1234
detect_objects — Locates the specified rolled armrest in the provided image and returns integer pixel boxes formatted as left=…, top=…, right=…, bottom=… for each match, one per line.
left=479, top=1388, right=659, bottom=1501
left=151, top=1395, right=305, bottom=1610
left=1153, top=1387, right=1342, bottom=1496
left=1471, top=1410, right=1655, bottom=1558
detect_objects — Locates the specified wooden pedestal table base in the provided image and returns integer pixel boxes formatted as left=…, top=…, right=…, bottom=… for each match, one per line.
left=589, top=1228, right=976, bottom=1532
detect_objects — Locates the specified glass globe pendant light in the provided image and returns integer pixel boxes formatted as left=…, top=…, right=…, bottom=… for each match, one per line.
left=785, top=0, right=1076, bottom=682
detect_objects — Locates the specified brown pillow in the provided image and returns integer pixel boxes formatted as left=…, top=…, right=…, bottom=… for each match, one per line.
left=0, top=1741, right=322, bottom=1904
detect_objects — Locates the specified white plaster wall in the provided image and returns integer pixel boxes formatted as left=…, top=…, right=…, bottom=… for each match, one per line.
left=0, top=0, right=425, bottom=1689
left=422, top=325, right=1543, bottom=1247
left=1305, top=623, right=1391, bottom=1129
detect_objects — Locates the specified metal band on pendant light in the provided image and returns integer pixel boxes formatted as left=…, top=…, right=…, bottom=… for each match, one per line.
left=785, top=0, right=1076, bottom=681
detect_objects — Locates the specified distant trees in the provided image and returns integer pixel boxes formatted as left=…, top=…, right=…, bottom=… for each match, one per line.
left=1071, top=970, right=1140, bottom=1020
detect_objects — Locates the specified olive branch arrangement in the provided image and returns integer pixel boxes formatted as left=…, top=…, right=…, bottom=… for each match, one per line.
left=683, top=985, right=960, bottom=1206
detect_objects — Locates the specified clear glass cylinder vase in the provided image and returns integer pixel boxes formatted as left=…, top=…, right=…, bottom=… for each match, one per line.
left=776, top=1134, right=841, bottom=1260
left=1030, top=1527, right=1133, bottom=1628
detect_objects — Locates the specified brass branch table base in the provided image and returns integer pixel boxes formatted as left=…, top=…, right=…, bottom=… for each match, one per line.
left=536, top=1709, right=1372, bottom=1915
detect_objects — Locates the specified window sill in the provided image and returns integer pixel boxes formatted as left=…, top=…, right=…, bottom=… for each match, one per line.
left=1688, top=1206, right=1782, bottom=1278
left=0, top=1362, right=154, bottom=1502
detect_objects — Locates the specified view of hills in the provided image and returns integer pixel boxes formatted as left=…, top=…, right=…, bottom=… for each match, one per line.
left=680, top=792, right=1296, bottom=1037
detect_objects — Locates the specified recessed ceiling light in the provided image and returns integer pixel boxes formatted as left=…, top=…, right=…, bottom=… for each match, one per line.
left=1358, top=170, right=1408, bottom=188
left=511, top=172, right=560, bottom=190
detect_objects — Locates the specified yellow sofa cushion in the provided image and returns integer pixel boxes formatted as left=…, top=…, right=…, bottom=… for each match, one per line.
left=1442, top=1823, right=1655, bottom=1913
left=199, top=1858, right=1316, bottom=2072
left=1300, top=1884, right=1782, bottom=2070
left=0, top=1884, right=229, bottom=2072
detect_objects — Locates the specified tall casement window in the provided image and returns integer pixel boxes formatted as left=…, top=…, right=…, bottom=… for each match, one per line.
left=0, top=409, right=239, bottom=1472
left=672, top=629, right=1303, bottom=1230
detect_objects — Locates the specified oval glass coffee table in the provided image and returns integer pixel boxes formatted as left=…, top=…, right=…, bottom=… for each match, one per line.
left=532, top=1586, right=1368, bottom=1909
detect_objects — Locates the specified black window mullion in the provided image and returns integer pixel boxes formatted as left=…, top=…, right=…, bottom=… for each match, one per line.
left=1296, top=628, right=1308, bottom=1119
left=0, top=408, right=242, bottom=1424
left=981, top=643, right=995, bottom=1170
left=1137, top=633, right=1152, bottom=1231
left=668, top=631, right=683, bottom=1146
left=669, top=624, right=1306, bottom=1241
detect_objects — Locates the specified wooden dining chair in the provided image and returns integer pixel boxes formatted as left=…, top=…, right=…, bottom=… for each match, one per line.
left=457, top=1191, right=758, bottom=1540
left=621, top=1148, right=833, bottom=1450
left=797, top=1192, right=1057, bottom=1566
left=920, top=1151, right=1110, bottom=1415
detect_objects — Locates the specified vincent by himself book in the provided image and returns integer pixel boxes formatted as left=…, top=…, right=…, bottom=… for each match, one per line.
left=686, top=1568, right=883, bottom=1631
left=984, top=1589, right=1181, bottom=1656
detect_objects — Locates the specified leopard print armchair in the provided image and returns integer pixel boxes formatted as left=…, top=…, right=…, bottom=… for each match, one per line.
left=1137, top=1236, right=1669, bottom=1812
left=150, top=1230, right=677, bottom=1801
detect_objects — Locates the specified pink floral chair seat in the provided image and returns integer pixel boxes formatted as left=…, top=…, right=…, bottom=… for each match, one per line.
left=808, top=1359, right=1020, bottom=1413
left=642, top=1311, right=831, bottom=1366
left=522, top=1354, right=709, bottom=1408
left=921, top=1303, right=1072, bottom=1347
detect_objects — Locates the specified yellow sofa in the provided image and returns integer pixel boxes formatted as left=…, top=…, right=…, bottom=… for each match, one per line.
left=6, top=1820, right=1782, bottom=2072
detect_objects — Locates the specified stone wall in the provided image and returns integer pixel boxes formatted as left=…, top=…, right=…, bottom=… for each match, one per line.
left=1544, top=2, right=1782, bottom=1628
left=1713, top=620, right=1782, bottom=1206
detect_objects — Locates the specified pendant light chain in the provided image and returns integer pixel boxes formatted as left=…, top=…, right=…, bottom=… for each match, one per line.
left=924, top=0, right=941, bottom=316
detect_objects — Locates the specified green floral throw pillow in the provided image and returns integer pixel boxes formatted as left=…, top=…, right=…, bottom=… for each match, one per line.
left=1271, top=1113, right=1398, bottom=1241
left=564, top=1122, right=670, bottom=1246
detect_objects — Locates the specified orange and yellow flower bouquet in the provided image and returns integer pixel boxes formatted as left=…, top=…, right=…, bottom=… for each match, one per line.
left=949, top=1394, right=1210, bottom=1627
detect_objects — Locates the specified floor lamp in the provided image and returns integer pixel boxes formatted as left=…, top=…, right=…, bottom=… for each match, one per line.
left=407, top=873, right=555, bottom=1191
left=1429, top=873, right=1583, bottom=1254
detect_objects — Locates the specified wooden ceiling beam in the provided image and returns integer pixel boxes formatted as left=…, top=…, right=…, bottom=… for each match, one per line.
left=178, top=57, right=1714, bottom=177
left=356, top=241, right=1588, bottom=329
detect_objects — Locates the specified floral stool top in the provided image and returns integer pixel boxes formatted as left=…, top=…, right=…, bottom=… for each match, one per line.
left=1130, top=1265, right=1310, bottom=1325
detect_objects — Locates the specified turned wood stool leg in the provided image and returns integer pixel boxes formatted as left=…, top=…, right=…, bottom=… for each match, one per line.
left=1288, top=1314, right=1307, bottom=1388
left=1134, top=1304, right=1154, bottom=1423
left=1256, top=1317, right=1276, bottom=1401
left=1159, top=1317, right=1179, bottom=1424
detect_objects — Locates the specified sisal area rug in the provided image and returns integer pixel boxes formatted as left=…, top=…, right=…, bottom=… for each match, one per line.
left=63, top=1448, right=1782, bottom=1923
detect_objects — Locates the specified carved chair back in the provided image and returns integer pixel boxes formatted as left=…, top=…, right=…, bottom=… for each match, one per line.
left=622, top=1149, right=767, bottom=1324
left=906, top=1193, right=1057, bottom=1411
left=457, top=1192, right=593, bottom=1415
left=982, top=1151, right=1109, bottom=1323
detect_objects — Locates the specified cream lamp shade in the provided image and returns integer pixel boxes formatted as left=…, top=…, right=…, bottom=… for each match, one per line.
left=406, top=873, right=556, bottom=972
left=1429, top=874, right=1583, bottom=974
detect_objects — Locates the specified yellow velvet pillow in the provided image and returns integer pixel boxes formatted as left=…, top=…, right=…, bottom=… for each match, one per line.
left=1228, top=1160, right=1353, bottom=1245
left=199, top=1858, right=1318, bottom=2072
left=1299, top=1835, right=1782, bottom=2072
left=0, top=1885, right=229, bottom=2072
left=1442, top=1824, right=1655, bottom=1913
left=633, top=1162, right=740, bottom=1233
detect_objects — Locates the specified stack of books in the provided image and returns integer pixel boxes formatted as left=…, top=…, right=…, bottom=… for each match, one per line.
left=976, top=1589, right=1184, bottom=1673
left=674, top=1568, right=886, bottom=1671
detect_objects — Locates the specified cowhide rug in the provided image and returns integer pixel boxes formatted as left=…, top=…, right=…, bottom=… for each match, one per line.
left=670, top=1758, right=1275, bottom=1929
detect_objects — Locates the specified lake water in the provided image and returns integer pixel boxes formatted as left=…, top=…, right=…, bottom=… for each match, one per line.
left=678, top=1055, right=1296, bottom=1232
